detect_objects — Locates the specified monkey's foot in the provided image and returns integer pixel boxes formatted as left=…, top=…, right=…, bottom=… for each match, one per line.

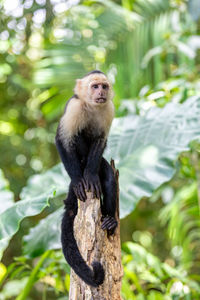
left=101, top=216, right=117, bottom=235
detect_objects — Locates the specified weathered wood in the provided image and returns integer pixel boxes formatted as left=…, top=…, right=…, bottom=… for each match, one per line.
left=69, top=160, right=123, bottom=300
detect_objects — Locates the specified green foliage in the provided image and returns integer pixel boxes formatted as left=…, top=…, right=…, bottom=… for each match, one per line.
left=0, top=170, right=14, bottom=213
left=0, top=0, right=198, bottom=192
left=122, top=241, right=200, bottom=299
left=1, top=96, right=200, bottom=260
left=1, top=0, right=200, bottom=298
left=23, top=208, right=62, bottom=259
left=118, top=73, right=200, bottom=116
left=1, top=95, right=200, bottom=296
left=160, top=182, right=200, bottom=269
left=0, top=251, right=69, bottom=299
left=107, top=96, right=200, bottom=217
left=32, top=0, right=196, bottom=106
left=0, top=164, right=67, bottom=259
left=0, top=171, right=14, bottom=258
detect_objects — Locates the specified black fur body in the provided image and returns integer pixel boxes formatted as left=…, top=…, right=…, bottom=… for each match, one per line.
left=55, top=126, right=117, bottom=286
left=55, top=70, right=117, bottom=287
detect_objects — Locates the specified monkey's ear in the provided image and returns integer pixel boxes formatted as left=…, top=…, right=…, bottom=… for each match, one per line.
left=74, top=79, right=82, bottom=95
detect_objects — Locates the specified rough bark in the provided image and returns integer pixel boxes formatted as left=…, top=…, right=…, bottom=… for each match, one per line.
left=69, top=160, right=123, bottom=300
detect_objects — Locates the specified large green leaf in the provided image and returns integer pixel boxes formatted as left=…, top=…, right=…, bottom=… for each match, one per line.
left=107, top=96, right=200, bottom=217
left=0, top=170, right=14, bottom=214
left=20, top=164, right=67, bottom=200
left=0, top=165, right=68, bottom=255
left=23, top=208, right=62, bottom=258
left=0, top=170, right=14, bottom=258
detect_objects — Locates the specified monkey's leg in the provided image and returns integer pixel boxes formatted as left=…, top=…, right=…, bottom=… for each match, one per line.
left=99, top=158, right=118, bottom=234
left=83, top=138, right=106, bottom=199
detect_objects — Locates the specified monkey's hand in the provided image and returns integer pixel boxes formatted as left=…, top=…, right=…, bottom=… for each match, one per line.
left=101, top=216, right=118, bottom=235
left=72, top=178, right=87, bottom=202
left=82, top=171, right=102, bottom=199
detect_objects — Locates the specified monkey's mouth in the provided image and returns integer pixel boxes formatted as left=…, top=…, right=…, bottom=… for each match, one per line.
left=96, top=97, right=106, bottom=103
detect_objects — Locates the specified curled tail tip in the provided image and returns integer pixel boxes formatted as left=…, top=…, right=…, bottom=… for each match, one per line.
left=92, top=261, right=105, bottom=286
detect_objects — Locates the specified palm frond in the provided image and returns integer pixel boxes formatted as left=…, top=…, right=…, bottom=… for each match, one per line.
left=160, top=183, right=200, bottom=268
left=33, top=0, right=194, bottom=118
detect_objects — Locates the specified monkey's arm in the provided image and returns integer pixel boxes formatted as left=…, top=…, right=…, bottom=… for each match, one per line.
left=55, top=137, right=86, bottom=201
left=83, top=138, right=106, bottom=198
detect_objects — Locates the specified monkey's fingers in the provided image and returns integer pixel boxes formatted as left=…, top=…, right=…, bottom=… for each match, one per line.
left=87, top=180, right=91, bottom=192
left=94, top=183, right=101, bottom=199
left=91, top=183, right=96, bottom=198
left=81, top=178, right=91, bottom=198
left=107, top=220, right=117, bottom=230
left=82, top=178, right=90, bottom=192
left=81, top=178, right=86, bottom=189
left=78, top=191, right=85, bottom=202
left=97, top=182, right=102, bottom=198
left=73, top=185, right=85, bottom=202
left=90, top=183, right=95, bottom=198
left=92, top=181, right=100, bottom=198
left=73, top=187, right=79, bottom=199
left=78, top=182, right=86, bottom=201
left=101, top=218, right=112, bottom=229
left=82, top=178, right=89, bottom=192
left=101, top=216, right=117, bottom=232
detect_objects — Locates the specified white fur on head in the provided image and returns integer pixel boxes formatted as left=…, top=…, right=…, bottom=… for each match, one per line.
left=59, top=72, right=115, bottom=149
left=74, top=73, right=114, bottom=104
left=59, top=95, right=114, bottom=149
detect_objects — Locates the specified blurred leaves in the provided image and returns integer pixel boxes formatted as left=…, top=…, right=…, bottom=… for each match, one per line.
left=122, top=241, right=200, bottom=299
left=160, top=182, right=200, bottom=269
left=0, top=165, right=68, bottom=259
left=107, top=96, right=200, bottom=217
left=1, top=0, right=200, bottom=298
left=0, top=170, right=14, bottom=214
left=33, top=0, right=195, bottom=108
left=20, top=164, right=67, bottom=201
left=23, top=208, right=62, bottom=258
left=0, top=278, right=28, bottom=300
left=0, top=170, right=14, bottom=258
left=0, top=251, right=69, bottom=299
left=0, top=95, right=199, bottom=258
left=0, top=0, right=197, bottom=194
left=0, top=95, right=198, bottom=259
left=188, top=0, right=200, bottom=21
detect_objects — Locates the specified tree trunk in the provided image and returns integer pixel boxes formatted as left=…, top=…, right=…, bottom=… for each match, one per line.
left=69, top=160, right=123, bottom=300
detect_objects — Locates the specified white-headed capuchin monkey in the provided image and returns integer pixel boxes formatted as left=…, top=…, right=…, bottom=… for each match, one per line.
left=55, top=70, right=117, bottom=287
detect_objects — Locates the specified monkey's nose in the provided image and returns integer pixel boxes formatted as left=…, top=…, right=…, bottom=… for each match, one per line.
left=99, top=89, right=104, bottom=96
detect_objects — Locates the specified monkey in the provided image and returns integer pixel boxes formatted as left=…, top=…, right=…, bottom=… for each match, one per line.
left=55, top=70, right=117, bottom=287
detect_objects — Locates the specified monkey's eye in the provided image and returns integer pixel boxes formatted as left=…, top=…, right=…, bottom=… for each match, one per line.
left=102, top=84, right=108, bottom=89
left=92, top=84, right=99, bottom=89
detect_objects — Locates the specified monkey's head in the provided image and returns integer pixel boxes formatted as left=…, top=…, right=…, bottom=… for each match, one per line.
left=74, top=70, right=114, bottom=106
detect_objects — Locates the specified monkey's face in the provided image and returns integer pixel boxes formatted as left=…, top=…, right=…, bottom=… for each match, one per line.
left=74, top=74, right=114, bottom=106
left=89, top=81, right=109, bottom=104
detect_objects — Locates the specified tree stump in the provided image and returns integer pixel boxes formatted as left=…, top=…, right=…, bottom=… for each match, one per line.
left=69, top=160, right=123, bottom=300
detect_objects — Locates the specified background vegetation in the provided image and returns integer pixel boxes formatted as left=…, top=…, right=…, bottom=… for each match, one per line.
left=0, top=0, right=200, bottom=299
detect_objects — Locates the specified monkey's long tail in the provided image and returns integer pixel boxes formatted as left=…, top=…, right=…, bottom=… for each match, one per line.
left=61, top=195, right=104, bottom=287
